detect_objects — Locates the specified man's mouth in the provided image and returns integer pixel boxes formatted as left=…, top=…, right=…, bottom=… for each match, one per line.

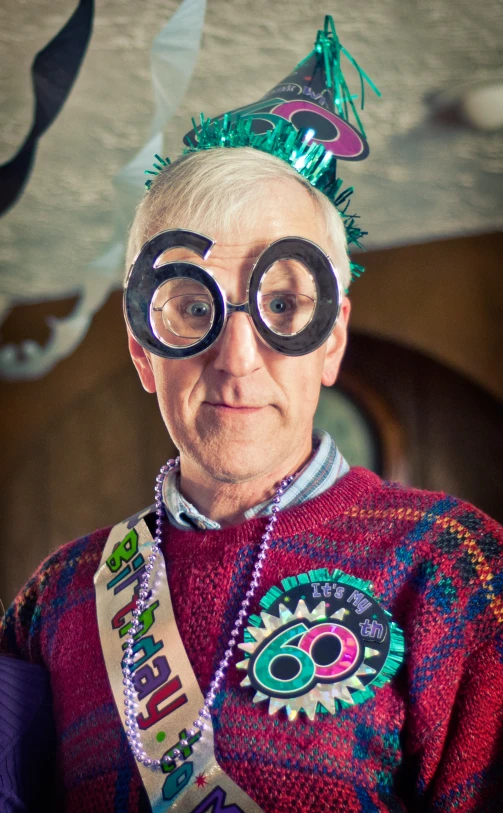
left=204, top=402, right=266, bottom=414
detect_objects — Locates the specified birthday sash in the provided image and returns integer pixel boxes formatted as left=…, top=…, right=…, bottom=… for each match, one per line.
left=94, top=509, right=264, bottom=812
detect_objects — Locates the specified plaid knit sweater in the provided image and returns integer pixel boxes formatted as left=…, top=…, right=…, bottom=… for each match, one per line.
left=1, top=467, right=502, bottom=812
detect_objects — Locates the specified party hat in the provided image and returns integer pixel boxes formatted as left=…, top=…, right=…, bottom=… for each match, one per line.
left=145, top=16, right=380, bottom=282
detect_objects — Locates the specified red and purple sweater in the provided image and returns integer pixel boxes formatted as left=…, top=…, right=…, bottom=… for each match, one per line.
left=1, top=468, right=502, bottom=812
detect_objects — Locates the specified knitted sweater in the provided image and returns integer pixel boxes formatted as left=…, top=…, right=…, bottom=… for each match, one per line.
left=1, top=468, right=502, bottom=812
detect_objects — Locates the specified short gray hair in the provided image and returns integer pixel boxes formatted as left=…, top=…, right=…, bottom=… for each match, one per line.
left=126, top=147, right=351, bottom=290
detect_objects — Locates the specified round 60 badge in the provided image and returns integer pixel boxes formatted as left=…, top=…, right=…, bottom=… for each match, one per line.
left=237, top=568, right=405, bottom=720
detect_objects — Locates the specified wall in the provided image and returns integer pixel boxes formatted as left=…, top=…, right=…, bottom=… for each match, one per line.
left=0, top=232, right=501, bottom=608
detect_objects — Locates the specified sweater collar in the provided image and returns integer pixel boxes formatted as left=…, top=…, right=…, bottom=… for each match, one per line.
left=161, top=467, right=383, bottom=563
left=162, top=430, right=349, bottom=531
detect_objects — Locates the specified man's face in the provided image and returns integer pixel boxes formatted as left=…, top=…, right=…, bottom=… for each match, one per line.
left=129, top=179, right=350, bottom=485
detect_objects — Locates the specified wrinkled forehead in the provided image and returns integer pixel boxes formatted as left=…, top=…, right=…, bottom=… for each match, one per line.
left=141, top=177, right=326, bottom=261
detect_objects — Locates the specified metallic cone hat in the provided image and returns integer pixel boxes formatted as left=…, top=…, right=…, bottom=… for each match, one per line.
left=145, top=15, right=380, bottom=283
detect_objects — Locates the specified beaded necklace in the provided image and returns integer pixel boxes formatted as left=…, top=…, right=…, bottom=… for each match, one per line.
left=122, top=456, right=294, bottom=770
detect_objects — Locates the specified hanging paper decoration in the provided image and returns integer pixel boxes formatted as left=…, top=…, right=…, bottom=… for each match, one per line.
left=0, top=0, right=207, bottom=380
left=0, top=0, right=94, bottom=217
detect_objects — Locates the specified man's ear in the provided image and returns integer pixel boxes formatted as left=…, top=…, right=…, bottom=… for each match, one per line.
left=127, top=331, right=157, bottom=393
left=321, top=296, right=351, bottom=387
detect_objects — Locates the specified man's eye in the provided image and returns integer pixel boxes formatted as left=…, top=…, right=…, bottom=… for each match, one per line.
left=262, top=293, right=315, bottom=315
left=265, top=294, right=296, bottom=314
left=269, top=296, right=291, bottom=314
left=183, top=300, right=210, bottom=318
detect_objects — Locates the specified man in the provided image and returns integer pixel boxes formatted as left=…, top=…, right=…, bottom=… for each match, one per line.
left=1, top=16, right=502, bottom=813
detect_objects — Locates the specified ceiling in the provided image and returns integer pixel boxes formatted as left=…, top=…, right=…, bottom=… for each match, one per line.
left=0, top=0, right=502, bottom=377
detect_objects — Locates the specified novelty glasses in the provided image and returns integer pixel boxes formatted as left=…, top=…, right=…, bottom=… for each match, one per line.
left=124, top=229, right=342, bottom=358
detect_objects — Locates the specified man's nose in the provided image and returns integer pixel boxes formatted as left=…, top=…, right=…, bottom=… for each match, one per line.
left=212, top=311, right=262, bottom=377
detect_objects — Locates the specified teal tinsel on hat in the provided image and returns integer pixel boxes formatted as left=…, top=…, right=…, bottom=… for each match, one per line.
left=144, top=15, right=380, bottom=284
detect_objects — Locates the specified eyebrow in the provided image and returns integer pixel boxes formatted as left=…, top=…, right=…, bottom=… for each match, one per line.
left=154, top=277, right=210, bottom=298
left=154, top=249, right=204, bottom=267
left=261, top=261, right=312, bottom=287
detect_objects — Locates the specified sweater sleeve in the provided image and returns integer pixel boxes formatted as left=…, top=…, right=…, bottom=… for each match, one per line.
left=405, top=500, right=503, bottom=812
left=0, top=656, right=57, bottom=813
left=0, top=529, right=107, bottom=664
left=0, top=565, right=47, bottom=664
left=420, top=632, right=503, bottom=812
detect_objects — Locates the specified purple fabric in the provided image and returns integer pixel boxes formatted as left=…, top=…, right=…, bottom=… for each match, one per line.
left=0, top=656, right=56, bottom=812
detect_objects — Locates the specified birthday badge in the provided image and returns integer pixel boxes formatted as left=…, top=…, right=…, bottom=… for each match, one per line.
left=237, top=569, right=404, bottom=720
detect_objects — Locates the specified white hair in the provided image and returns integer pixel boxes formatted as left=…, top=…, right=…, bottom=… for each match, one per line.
left=126, top=147, right=351, bottom=290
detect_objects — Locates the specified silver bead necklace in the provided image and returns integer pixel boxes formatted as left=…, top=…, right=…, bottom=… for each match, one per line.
left=122, top=456, right=294, bottom=770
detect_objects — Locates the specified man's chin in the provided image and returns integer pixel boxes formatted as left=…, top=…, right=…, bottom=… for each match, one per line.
left=199, top=452, right=279, bottom=484
left=185, top=437, right=288, bottom=484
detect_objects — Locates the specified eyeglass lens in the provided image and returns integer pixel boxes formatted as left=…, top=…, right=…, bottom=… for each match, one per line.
left=258, top=260, right=316, bottom=336
left=151, top=278, right=214, bottom=347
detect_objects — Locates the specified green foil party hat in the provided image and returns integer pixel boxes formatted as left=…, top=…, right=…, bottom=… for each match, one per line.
left=145, top=15, right=380, bottom=282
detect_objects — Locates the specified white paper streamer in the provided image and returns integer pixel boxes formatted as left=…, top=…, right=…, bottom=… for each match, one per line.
left=0, top=0, right=207, bottom=380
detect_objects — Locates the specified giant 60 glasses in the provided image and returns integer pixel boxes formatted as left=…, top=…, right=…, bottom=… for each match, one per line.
left=124, top=229, right=342, bottom=358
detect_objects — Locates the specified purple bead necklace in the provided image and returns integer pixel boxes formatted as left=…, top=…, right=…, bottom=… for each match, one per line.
left=122, top=456, right=294, bottom=770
